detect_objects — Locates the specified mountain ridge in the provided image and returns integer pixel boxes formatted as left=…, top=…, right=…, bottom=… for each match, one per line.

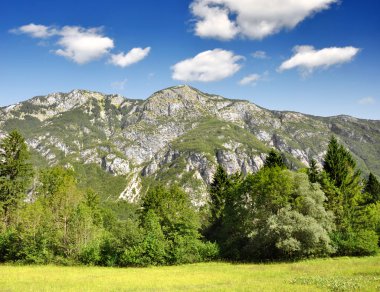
left=1, top=85, right=379, bottom=204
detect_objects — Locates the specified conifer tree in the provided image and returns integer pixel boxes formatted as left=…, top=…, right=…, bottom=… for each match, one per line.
left=323, top=136, right=359, bottom=188
left=264, top=149, right=286, bottom=169
left=364, top=173, right=380, bottom=204
left=307, top=159, right=319, bottom=183
left=322, top=137, right=361, bottom=226
left=209, top=165, right=230, bottom=222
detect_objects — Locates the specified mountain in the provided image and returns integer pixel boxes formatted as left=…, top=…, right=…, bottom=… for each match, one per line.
left=1, top=85, right=379, bottom=205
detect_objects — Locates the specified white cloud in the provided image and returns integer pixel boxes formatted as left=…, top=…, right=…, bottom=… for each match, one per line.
left=239, top=73, right=261, bottom=85
left=252, top=51, right=268, bottom=59
left=171, top=49, right=243, bottom=82
left=278, top=45, right=360, bottom=75
left=11, top=23, right=151, bottom=66
left=10, top=23, right=56, bottom=38
left=109, top=47, right=151, bottom=68
left=111, top=78, right=128, bottom=90
left=358, top=96, right=376, bottom=105
left=190, top=0, right=337, bottom=40
left=190, top=1, right=239, bottom=40
left=55, top=26, right=114, bottom=64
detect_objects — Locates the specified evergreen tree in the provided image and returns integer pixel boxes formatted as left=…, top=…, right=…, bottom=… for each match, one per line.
left=307, top=159, right=319, bottom=183
left=0, top=130, right=32, bottom=226
left=205, top=166, right=241, bottom=243
left=209, top=165, right=230, bottom=222
left=321, top=136, right=378, bottom=255
left=322, top=136, right=362, bottom=225
left=364, top=173, right=380, bottom=204
left=323, top=136, right=359, bottom=188
left=264, top=149, right=286, bottom=169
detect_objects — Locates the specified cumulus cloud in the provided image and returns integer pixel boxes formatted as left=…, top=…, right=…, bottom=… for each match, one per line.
left=109, top=47, right=151, bottom=68
left=278, top=46, right=360, bottom=75
left=10, top=23, right=56, bottom=38
left=358, top=96, right=376, bottom=105
left=171, top=49, right=243, bottom=82
left=252, top=51, right=268, bottom=59
left=11, top=23, right=150, bottom=66
left=190, top=0, right=337, bottom=40
left=55, top=26, right=114, bottom=64
left=190, top=1, right=239, bottom=40
left=239, top=74, right=261, bottom=85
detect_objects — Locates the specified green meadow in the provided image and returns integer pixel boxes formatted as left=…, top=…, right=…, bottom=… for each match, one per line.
left=1, top=256, right=379, bottom=291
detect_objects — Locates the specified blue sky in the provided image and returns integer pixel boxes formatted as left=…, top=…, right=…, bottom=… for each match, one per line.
left=1, top=0, right=379, bottom=119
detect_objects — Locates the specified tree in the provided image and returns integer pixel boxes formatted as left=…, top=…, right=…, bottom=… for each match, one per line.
left=0, top=130, right=32, bottom=226
left=209, top=165, right=230, bottom=222
left=205, top=166, right=241, bottom=243
left=140, top=185, right=218, bottom=264
left=322, top=136, right=362, bottom=229
left=121, top=210, right=167, bottom=266
left=323, top=136, right=360, bottom=189
left=307, top=159, right=319, bottom=183
left=364, top=173, right=380, bottom=204
left=37, top=167, right=98, bottom=258
left=264, top=149, right=286, bottom=169
left=219, top=168, right=335, bottom=260
left=321, top=136, right=378, bottom=255
left=141, top=185, right=200, bottom=239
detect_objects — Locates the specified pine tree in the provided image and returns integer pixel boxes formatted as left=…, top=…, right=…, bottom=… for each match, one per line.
left=322, top=137, right=361, bottom=225
left=209, top=165, right=230, bottom=222
left=323, top=136, right=359, bottom=188
left=0, top=130, right=32, bottom=225
left=264, top=149, right=286, bottom=169
left=307, top=159, right=319, bottom=183
left=364, top=173, right=380, bottom=204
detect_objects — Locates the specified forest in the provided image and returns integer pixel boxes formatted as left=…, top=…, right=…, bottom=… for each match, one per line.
left=0, top=130, right=379, bottom=266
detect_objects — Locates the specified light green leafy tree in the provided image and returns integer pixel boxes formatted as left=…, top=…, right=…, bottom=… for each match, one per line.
left=0, top=130, right=33, bottom=227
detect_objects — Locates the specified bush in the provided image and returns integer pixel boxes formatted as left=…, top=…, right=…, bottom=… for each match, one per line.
left=79, top=241, right=101, bottom=265
left=332, top=229, right=379, bottom=256
left=197, top=241, right=219, bottom=261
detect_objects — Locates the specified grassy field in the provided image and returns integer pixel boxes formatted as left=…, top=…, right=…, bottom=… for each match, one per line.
left=0, top=256, right=379, bottom=291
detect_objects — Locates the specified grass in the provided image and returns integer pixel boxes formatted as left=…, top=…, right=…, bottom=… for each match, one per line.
left=0, top=256, right=379, bottom=291
left=172, top=118, right=269, bottom=158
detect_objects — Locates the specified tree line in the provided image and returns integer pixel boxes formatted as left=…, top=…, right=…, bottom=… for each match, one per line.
left=0, top=130, right=379, bottom=265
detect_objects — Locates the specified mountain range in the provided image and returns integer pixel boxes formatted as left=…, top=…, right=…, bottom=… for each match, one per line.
left=1, top=85, right=379, bottom=205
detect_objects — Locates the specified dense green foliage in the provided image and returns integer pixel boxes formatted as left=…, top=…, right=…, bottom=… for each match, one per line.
left=213, top=167, right=335, bottom=261
left=0, top=133, right=217, bottom=266
left=0, top=132, right=378, bottom=266
left=0, top=130, right=33, bottom=227
left=319, top=137, right=379, bottom=255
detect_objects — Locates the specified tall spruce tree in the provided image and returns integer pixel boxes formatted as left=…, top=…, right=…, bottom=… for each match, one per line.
left=322, top=136, right=362, bottom=227
left=264, top=149, right=286, bottom=169
left=321, top=136, right=378, bottom=255
left=0, top=130, right=32, bottom=225
left=364, top=173, right=380, bottom=204
left=307, top=159, right=319, bottom=183
left=209, top=165, right=230, bottom=222
left=323, top=136, right=360, bottom=188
